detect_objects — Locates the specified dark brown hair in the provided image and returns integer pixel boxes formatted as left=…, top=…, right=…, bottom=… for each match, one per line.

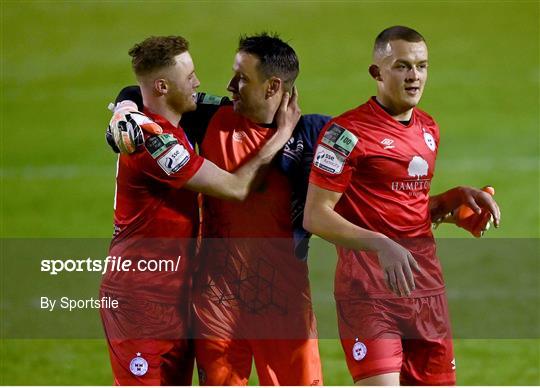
left=128, top=36, right=189, bottom=76
left=238, top=32, right=299, bottom=90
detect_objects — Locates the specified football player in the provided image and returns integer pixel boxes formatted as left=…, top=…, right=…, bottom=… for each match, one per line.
left=303, top=26, right=500, bottom=385
left=106, top=34, right=327, bottom=385
left=100, top=35, right=300, bottom=385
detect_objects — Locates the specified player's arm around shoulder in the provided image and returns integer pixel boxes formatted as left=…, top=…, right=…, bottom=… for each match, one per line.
left=107, top=85, right=161, bottom=150
left=132, top=130, right=205, bottom=190
left=106, top=87, right=228, bottom=154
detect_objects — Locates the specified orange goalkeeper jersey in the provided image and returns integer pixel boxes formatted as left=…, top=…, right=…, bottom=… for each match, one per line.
left=193, top=105, right=314, bottom=339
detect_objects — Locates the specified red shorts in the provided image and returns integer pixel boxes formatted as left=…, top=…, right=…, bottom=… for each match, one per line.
left=195, top=338, right=322, bottom=386
left=104, top=338, right=194, bottom=385
left=100, top=292, right=194, bottom=385
left=337, top=293, right=456, bottom=385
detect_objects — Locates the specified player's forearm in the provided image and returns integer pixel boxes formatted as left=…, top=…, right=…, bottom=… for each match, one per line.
left=185, top=129, right=292, bottom=201
left=303, top=202, right=387, bottom=252
left=254, top=126, right=295, bottom=164
left=183, top=160, right=251, bottom=201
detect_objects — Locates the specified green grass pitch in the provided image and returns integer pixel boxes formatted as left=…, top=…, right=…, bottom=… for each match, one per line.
left=1, top=1, right=539, bottom=385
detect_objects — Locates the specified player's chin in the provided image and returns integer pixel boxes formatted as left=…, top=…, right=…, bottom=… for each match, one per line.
left=184, top=99, right=197, bottom=112
left=402, top=93, right=422, bottom=107
left=231, top=99, right=243, bottom=113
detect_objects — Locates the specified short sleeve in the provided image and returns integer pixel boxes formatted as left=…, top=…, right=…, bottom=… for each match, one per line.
left=309, top=120, right=361, bottom=193
left=135, top=130, right=205, bottom=190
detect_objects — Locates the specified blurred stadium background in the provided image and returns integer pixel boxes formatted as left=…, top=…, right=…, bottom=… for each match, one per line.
left=1, top=1, right=538, bottom=385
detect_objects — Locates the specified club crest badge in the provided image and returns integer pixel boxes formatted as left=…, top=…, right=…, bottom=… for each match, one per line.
left=352, top=338, right=367, bottom=361
left=129, top=353, right=148, bottom=376
left=423, top=128, right=436, bottom=151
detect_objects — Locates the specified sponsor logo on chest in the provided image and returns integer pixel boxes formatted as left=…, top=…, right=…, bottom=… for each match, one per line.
left=380, top=138, right=395, bottom=149
left=375, top=125, right=436, bottom=196
left=390, top=155, right=431, bottom=196
left=232, top=129, right=247, bottom=143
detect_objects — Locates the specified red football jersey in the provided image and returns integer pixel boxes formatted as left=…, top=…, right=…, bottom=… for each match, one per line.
left=309, top=98, right=445, bottom=299
left=101, top=108, right=204, bottom=303
left=193, top=106, right=313, bottom=325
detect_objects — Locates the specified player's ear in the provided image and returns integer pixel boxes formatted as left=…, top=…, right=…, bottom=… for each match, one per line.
left=154, top=79, right=168, bottom=95
left=369, top=64, right=382, bottom=81
left=265, top=77, right=281, bottom=99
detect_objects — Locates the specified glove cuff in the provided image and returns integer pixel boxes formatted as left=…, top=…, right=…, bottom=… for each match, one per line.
left=110, top=100, right=139, bottom=113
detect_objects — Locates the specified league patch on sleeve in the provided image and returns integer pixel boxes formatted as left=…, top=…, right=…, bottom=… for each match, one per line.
left=157, top=143, right=190, bottom=175
left=145, top=134, right=178, bottom=159
left=201, top=94, right=223, bottom=105
left=313, top=145, right=345, bottom=174
left=321, top=123, right=358, bottom=156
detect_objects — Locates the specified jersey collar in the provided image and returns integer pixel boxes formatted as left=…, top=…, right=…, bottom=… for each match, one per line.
left=368, top=97, right=417, bottom=128
left=143, top=107, right=180, bottom=131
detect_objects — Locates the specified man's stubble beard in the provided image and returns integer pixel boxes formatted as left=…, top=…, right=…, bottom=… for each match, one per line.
left=166, top=92, right=195, bottom=116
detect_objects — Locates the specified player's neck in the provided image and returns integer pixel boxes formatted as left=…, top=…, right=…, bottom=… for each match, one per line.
left=158, top=105, right=182, bottom=127
left=254, top=97, right=281, bottom=126
left=375, top=97, right=413, bottom=122
left=139, top=86, right=182, bottom=127
left=247, top=109, right=276, bottom=127
left=257, top=106, right=278, bottom=126
left=145, top=99, right=182, bottom=127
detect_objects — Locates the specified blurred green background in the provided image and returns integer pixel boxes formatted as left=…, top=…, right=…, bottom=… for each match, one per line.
left=1, top=0, right=538, bottom=385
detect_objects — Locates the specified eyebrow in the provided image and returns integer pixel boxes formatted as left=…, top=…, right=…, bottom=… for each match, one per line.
left=233, top=69, right=247, bottom=77
left=394, top=59, right=428, bottom=65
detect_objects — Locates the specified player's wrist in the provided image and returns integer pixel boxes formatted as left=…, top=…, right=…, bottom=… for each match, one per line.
left=362, top=232, right=390, bottom=252
left=431, top=186, right=465, bottom=220
left=432, top=210, right=456, bottom=229
left=275, top=124, right=295, bottom=142
left=260, top=130, right=292, bottom=159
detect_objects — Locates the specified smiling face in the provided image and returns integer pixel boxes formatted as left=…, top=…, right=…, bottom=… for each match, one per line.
left=371, top=39, right=428, bottom=117
left=162, top=52, right=200, bottom=114
left=227, top=51, right=276, bottom=123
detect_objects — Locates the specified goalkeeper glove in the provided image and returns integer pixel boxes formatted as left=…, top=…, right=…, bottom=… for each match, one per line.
left=105, top=101, right=163, bottom=154
left=455, top=186, right=496, bottom=238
